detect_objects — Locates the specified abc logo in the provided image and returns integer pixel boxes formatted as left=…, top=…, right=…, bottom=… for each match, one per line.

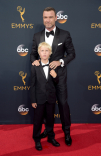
left=57, top=11, right=68, bottom=24
left=94, top=44, right=101, bottom=56
left=91, top=104, right=101, bottom=115
left=57, top=14, right=67, bottom=19
left=17, top=44, right=28, bottom=56
left=18, top=105, right=29, bottom=115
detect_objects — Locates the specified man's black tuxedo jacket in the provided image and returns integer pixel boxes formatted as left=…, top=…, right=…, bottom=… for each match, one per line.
left=30, top=26, right=75, bottom=66
left=30, top=63, right=58, bottom=104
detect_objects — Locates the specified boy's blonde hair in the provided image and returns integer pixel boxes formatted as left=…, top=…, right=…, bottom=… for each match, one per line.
left=38, top=42, right=52, bottom=55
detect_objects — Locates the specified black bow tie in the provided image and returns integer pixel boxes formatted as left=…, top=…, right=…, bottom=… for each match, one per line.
left=42, top=64, right=49, bottom=68
left=46, top=31, right=54, bottom=37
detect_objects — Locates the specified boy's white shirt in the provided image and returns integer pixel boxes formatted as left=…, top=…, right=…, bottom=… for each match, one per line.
left=45, top=27, right=56, bottom=47
left=41, top=61, right=49, bottom=79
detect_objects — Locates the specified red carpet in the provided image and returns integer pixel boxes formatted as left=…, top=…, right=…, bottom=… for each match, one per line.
left=0, top=124, right=101, bottom=156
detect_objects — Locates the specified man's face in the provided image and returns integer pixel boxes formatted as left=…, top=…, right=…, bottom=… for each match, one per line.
left=39, top=46, right=51, bottom=60
left=43, top=10, right=57, bottom=30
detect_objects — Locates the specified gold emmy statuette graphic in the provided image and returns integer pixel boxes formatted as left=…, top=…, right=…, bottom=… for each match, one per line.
left=98, top=6, right=101, bottom=12
left=56, top=100, right=58, bottom=104
left=17, top=6, right=25, bottom=22
left=94, top=71, right=101, bottom=85
left=19, top=71, right=27, bottom=85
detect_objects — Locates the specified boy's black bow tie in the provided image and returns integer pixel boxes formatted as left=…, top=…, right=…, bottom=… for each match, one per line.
left=42, top=64, right=49, bottom=68
left=46, top=31, right=54, bottom=37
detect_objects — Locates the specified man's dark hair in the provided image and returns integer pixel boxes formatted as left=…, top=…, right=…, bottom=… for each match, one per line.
left=43, top=7, right=56, bottom=16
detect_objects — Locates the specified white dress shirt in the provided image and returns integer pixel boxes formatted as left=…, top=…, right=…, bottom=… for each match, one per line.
left=45, top=27, right=56, bottom=47
left=41, top=61, right=49, bottom=79
left=45, top=26, right=64, bottom=67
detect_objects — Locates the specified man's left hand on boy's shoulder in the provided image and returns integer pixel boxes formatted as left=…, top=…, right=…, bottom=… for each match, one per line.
left=49, top=61, right=61, bottom=69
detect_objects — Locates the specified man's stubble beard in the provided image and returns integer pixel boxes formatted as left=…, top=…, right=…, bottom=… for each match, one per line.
left=45, top=23, right=55, bottom=30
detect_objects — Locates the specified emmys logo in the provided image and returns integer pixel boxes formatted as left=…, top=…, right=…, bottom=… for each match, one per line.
left=17, top=44, right=28, bottom=56
left=91, top=104, right=101, bottom=115
left=88, top=71, right=101, bottom=90
left=94, top=71, right=101, bottom=85
left=17, top=6, right=25, bottom=22
left=57, top=11, right=68, bottom=24
left=19, top=71, right=27, bottom=85
left=54, top=114, right=60, bottom=118
left=18, top=105, right=29, bottom=115
left=13, top=71, right=30, bottom=91
left=91, top=6, right=101, bottom=28
left=11, top=6, right=34, bottom=29
left=94, top=44, right=101, bottom=56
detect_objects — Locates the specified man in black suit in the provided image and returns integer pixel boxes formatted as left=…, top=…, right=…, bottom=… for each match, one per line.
left=31, top=42, right=60, bottom=151
left=30, top=7, right=75, bottom=146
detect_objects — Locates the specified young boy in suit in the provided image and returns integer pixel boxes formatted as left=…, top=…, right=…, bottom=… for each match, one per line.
left=30, top=42, right=60, bottom=151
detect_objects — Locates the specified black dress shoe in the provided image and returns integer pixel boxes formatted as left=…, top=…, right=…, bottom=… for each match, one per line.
left=48, top=138, right=60, bottom=147
left=65, top=135, right=72, bottom=146
left=35, top=142, right=42, bottom=151
left=40, top=129, right=48, bottom=138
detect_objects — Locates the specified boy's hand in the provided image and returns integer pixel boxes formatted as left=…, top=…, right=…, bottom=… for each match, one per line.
left=32, top=59, right=40, bottom=66
left=50, top=70, right=57, bottom=78
left=32, top=103, right=37, bottom=108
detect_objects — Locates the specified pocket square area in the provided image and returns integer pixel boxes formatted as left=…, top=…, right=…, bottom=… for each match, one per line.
left=58, top=43, right=62, bottom=46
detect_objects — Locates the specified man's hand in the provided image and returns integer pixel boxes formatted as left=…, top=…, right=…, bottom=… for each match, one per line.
left=32, top=59, right=40, bottom=66
left=50, top=70, right=57, bottom=78
left=32, top=103, right=37, bottom=108
left=49, top=61, right=61, bottom=69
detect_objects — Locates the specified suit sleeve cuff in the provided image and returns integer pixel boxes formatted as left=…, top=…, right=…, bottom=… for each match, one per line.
left=59, top=59, right=64, bottom=67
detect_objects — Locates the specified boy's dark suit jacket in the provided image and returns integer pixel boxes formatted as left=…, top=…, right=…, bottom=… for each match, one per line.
left=30, top=63, right=58, bottom=104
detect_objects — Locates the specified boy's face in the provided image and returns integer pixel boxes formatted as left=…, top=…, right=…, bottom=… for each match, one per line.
left=39, top=46, right=51, bottom=60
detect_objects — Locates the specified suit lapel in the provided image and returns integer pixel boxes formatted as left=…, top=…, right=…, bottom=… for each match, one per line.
left=47, top=67, right=51, bottom=81
left=40, top=29, right=45, bottom=43
left=39, top=63, right=46, bottom=80
left=52, top=26, right=60, bottom=55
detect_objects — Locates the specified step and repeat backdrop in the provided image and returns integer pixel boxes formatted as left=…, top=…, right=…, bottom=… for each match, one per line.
left=0, top=0, right=101, bottom=124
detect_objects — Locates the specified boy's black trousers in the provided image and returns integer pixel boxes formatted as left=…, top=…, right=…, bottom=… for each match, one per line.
left=33, top=101, right=55, bottom=142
